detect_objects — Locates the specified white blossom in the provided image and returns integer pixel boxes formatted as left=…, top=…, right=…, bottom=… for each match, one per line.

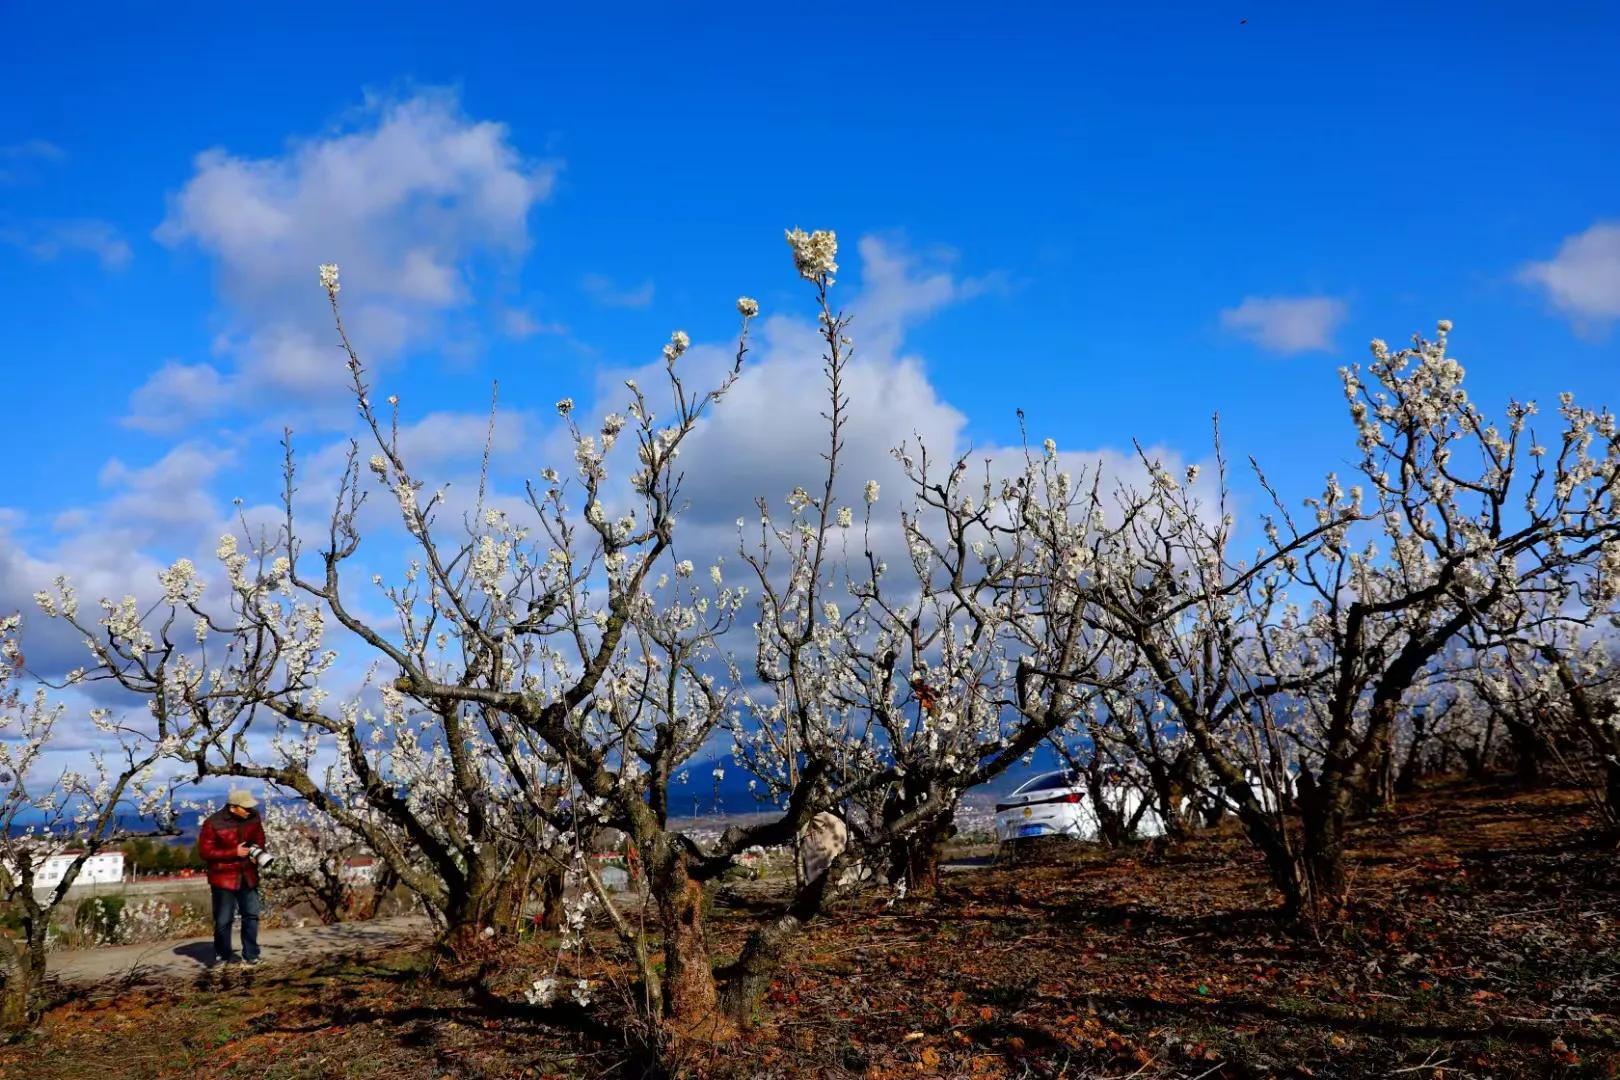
left=785, top=227, right=839, bottom=281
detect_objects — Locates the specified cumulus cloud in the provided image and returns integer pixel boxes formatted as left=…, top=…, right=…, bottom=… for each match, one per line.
left=137, top=90, right=556, bottom=425
left=0, top=440, right=241, bottom=670
left=579, top=237, right=976, bottom=539
left=560, top=235, right=1203, bottom=604
left=582, top=273, right=655, bottom=309
left=1, top=218, right=131, bottom=269
left=1219, top=295, right=1347, bottom=355
left=0, top=517, right=160, bottom=679
left=1518, top=221, right=1620, bottom=335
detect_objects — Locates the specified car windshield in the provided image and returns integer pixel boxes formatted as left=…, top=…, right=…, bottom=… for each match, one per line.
left=1017, top=771, right=1079, bottom=794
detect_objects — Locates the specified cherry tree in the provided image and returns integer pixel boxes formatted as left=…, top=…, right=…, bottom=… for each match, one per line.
left=35, top=235, right=964, bottom=1047
left=0, top=612, right=180, bottom=1029
left=839, top=437, right=1133, bottom=889
left=1063, top=441, right=1344, bottom=913
left=36, top=260, right=757, bottom=990
left=261, top=800, right=404, bottom=923
left=1463, top=545, right=1620, bottom=832
left=726, top=248, right=1137, bottom=911
left=1273, top=326, right=1620, bottom=908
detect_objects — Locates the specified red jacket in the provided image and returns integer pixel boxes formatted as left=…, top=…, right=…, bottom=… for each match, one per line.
left=197, top=808, right=266, bottom=890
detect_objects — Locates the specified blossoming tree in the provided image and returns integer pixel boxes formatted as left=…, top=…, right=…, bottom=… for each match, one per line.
left=39, top=235, right=951, bottom=1045
left=0, top=612, right=180, bottom=1029
left=1079, top=324, right=1620, bottom=915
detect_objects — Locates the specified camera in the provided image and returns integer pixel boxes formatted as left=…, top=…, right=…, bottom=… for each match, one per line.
left=244, top=844, right=275, bottom=870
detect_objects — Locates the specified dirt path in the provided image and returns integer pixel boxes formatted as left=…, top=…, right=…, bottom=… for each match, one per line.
left=48, top=914, right=431, bottom=986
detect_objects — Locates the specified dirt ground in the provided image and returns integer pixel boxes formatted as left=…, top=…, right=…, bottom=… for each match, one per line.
left=2, top=780, right=1615, bottom=1079
left=46, top=914, right=430, bottom=985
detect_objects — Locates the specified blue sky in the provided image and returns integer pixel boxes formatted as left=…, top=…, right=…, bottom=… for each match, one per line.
left=2, top=2, right=1617, bottom=690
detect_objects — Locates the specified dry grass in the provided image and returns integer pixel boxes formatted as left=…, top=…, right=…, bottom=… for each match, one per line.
left=2, top=780, right=1616, bottom=1079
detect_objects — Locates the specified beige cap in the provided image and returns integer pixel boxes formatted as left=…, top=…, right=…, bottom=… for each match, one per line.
left=226, top=789, right=258, bottom=809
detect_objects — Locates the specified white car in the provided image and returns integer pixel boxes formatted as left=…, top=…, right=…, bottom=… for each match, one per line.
left=994, top=770, right=1166, bottom=844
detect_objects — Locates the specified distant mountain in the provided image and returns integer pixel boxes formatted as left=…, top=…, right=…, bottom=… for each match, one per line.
left=665, top=756, right=781, bottom=818
left=8, top=748, right=1073, bottom=841
left=665, top=744, right=1070, bottom=818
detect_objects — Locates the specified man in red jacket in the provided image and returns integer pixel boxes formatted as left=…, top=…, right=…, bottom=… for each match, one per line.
left=197, top=790, right=267, bottom=966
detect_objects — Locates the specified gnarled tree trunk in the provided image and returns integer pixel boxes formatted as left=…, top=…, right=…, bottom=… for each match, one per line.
left=651, top=846, right=730, bottom=1043
left=0, top=927, right=48, bottom=1032
left=1296, top=766, right=1351, bottom=918
left=437, top=849, right=531, bottom=961
left=719, top=860, right=834, bottom=1027
left=888, top=811, right=954, bottom=898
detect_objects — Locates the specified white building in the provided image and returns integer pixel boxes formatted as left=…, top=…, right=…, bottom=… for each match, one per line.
left=22, top=850, right=125, bottom=889
left=339, top=856, right=376, bottom=885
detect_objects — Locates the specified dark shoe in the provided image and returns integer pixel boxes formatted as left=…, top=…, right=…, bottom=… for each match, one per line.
left=242, top=957, right=261, bottom=967
left=213, top=956, right=241, bottom=968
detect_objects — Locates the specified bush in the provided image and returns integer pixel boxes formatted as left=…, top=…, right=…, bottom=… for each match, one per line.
left=73, top=896, right=126, bottom=942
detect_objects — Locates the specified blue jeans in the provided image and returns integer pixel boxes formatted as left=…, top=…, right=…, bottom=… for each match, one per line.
left=210, top=885, right=261, bottom=961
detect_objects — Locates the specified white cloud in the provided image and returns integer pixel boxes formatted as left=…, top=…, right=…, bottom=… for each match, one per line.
left=96, top=442, right=237, bottom=539
left=501, top=306, right=568, bottom=339
left=1519, top=221, right=1620, bottom=334
left=851, top=235, right=1006, bottom=360
left=122, top=361, right=231, bottom=432
left=0, top=139, right=66, bottom=184
left=0, top=515, right=162, bottom=678
left=1219, top=295, right=1347, bottom=354
left=0, top=139, right=65, bottom=163
left=0, top=437, right=259, bottom=687
left=1, top=219, right=131, bottom=269
left=139, top=90, right=557, bottom=423
left=392, top=408, right=541, bottom=470
left=562, top=235, right=1201, bottom=603
left=580, top=237, right=979, bottom=539
left=582, top=273, right=655, bottom=309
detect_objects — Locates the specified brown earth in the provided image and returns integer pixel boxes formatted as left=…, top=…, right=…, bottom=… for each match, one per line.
left=2, top=780, right=1615, bottom=1079
left=46, top=914, right=430, bottom=986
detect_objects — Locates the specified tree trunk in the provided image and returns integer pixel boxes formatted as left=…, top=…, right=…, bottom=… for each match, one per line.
left=0, top=931, right=48, bottom=1032
left=1506, top=716, right=1544, bottom=789
left=1468, top=710, right=1500, bottom=779
left=1395, top=713, right=1429, bottom=795
left=1083, top=770, right=1128, bottom=847
left=1298, top=777, right=1350, bottom=918
left=1228, top=805, right=1305, bottom=915
left=437, top=855, right=527, bottom=960
left=889, top=812, right=953, bottom=898
left=1356, top=721, right=1397, bottom=814
left=652, top=851, right=730, bottom=1042
left=1151, top=774, right=1192, bottom=841
left=366, top=862, right=400, bottom=920
left=316, top=863, right=350, bottom=924
left=719, top=862, right=833, bottom=1027
left=536, top=864, right=566, bottom=932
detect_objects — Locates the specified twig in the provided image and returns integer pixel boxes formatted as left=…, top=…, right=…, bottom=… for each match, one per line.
left=1390, top=1050, right=1452, bottom=1074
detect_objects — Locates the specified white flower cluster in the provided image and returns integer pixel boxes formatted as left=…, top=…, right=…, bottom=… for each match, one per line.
left=662, top=329, right=690, bottom=364
left=157, top=558, right=204, bottom=605
left=785, top=227, right=838, bottom=282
